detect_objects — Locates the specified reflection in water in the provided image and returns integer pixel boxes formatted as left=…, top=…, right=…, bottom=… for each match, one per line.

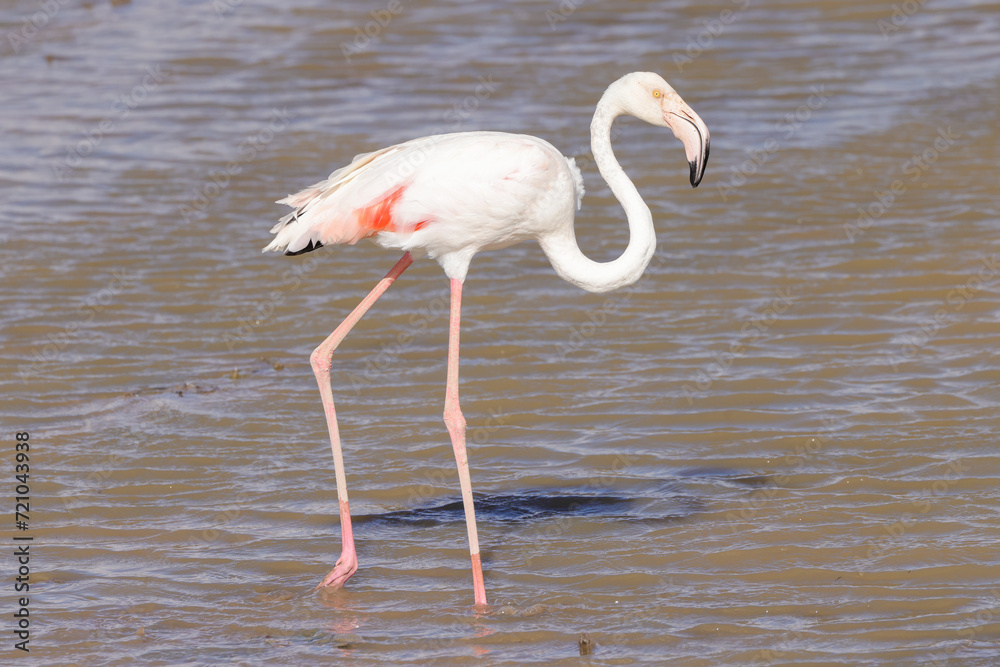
left=361, top=489, right=704, bottom=526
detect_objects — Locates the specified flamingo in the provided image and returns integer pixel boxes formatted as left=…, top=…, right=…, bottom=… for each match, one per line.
left=264, top=72, right=710, bottom=606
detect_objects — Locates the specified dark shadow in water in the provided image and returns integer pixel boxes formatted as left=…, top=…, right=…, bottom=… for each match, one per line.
left=352, top=468, right=775, bottom=528
left=354, top=491, right=706, bottom=528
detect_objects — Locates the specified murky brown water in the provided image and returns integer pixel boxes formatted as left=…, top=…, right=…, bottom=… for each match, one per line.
left=4, top=0, right=1000, bottom=664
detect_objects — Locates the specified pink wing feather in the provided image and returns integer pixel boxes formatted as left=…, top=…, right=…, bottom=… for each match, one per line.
left=264, top=133, right=582, bottom=260
left=264, top=142, right=421, bottom=254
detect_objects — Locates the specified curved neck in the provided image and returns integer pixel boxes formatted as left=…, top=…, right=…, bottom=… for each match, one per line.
left=540, top=95, right=656, bottom=294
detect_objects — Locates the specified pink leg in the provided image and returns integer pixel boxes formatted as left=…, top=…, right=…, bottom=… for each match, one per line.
left=443, top=278, right=488, bottom=606
left=312, top=252, right=413, bottom=590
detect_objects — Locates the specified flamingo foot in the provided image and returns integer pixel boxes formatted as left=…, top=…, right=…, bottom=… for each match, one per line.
left=314, top=553, right=358, bottom=591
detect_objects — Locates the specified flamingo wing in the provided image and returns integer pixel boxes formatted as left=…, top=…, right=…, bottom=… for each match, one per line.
left=263, top=138, right=434, bottom=255
left=264, top=133, right=582, bottom=259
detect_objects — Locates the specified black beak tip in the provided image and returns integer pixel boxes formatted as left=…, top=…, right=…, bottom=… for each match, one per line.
left=689, top=160, right=702, bottom=188
left=689, top=142, right=710, bottom=188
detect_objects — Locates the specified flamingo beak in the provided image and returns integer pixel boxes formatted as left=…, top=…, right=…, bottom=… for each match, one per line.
left=666, top=104, right=711, bottom=187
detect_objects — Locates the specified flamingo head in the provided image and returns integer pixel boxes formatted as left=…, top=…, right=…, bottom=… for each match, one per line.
left=612, top=72, right=711, bottom=187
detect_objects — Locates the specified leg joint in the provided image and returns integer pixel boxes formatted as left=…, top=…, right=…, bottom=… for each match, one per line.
left=443, top=402, right=466, bottom=431
left=310, top=344, right=331, bottom=375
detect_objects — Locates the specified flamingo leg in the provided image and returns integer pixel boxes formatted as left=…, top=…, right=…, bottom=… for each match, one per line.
left=312, top=251, right=413, bottom=590
left=443, top=278, right=488, bottom=606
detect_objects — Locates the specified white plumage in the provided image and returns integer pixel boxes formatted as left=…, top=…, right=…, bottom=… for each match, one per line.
left=264, top=133, right=583, bottom=281
left=265, top=72, right=710, bottom=605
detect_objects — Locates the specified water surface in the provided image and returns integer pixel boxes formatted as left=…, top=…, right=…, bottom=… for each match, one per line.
left=3, top=0, right=1000, bottom=664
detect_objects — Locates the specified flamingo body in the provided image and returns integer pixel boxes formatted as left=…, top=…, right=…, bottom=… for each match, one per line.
left=265, top=133, right=583, bottom=281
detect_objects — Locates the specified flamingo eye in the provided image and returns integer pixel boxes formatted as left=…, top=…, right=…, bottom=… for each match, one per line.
left=652, top=89, right=662, bottom=98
